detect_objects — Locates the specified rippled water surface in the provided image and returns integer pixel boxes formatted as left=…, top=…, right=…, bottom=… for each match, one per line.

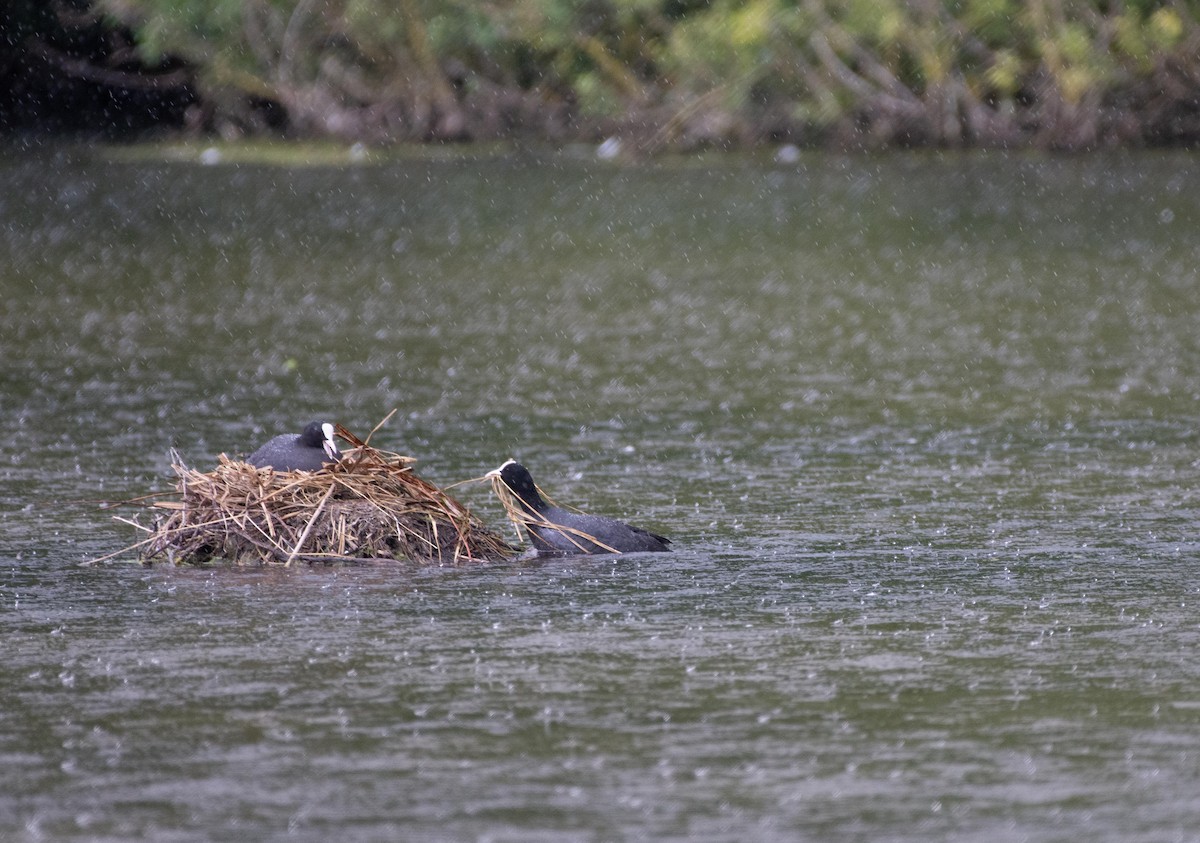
left=3, top=144, right=1200, bottom=841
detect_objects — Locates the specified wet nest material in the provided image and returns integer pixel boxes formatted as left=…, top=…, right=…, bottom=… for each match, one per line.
left=489, top=471, right=619, bottom=554
left=118, top=425, right=515, bottom=566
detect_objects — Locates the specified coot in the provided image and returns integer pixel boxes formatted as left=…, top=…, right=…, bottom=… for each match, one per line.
left=246, top=421, right=340, bottom=472
left=487, top=459, right=671, bottom=555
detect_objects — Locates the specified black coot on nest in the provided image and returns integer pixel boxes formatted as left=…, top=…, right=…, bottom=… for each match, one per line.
left=487, top=459, right=670, bottom=555
left=246, top=421, right=340, bottom=472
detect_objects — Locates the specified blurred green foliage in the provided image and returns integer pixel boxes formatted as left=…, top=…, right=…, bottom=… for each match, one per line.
left=98, top=0, right=1200, bottom=148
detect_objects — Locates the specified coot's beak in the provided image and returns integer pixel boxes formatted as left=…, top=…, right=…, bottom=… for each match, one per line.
left=485, top=458, right=517, bottom=479
left=321, top=422, right=340, bottom=461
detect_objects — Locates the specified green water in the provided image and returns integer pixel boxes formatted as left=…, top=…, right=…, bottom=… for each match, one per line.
left=2, top=144, right=1199, bottom=841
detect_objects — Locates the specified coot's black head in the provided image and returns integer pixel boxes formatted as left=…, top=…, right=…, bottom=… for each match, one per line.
left=299, top=421, right=340, bottom=461
left=487, top=459, right=544, bottom=510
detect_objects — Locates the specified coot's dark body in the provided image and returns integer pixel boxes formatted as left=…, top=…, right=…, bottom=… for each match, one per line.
left=246, top=421, right=340, bottom=472
left=488, top=460, right=670, bottom=556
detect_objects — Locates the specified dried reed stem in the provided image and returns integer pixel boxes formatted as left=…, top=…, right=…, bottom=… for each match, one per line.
left=488, top=474, right=621, bottom=554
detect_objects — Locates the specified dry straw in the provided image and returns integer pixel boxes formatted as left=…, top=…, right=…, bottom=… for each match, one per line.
left=103, top=422, right=514, bottom=566
left=487, top=470, right=620, bottom=554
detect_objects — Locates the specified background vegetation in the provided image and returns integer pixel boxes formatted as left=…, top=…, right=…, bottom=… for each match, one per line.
left=6, top=0, right=1200, bottom=149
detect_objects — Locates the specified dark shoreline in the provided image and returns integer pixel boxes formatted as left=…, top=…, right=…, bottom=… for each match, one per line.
left=4, top=3, right=1199, bottom=154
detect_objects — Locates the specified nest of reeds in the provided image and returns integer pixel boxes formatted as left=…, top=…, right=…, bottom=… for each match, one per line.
left=115, top=424, right=515, bottom=566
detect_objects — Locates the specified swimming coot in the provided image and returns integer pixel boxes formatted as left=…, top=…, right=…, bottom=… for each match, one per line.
left=486, top=459, right=671, bottom=555
left=246, top=421, right=340, bottom=472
